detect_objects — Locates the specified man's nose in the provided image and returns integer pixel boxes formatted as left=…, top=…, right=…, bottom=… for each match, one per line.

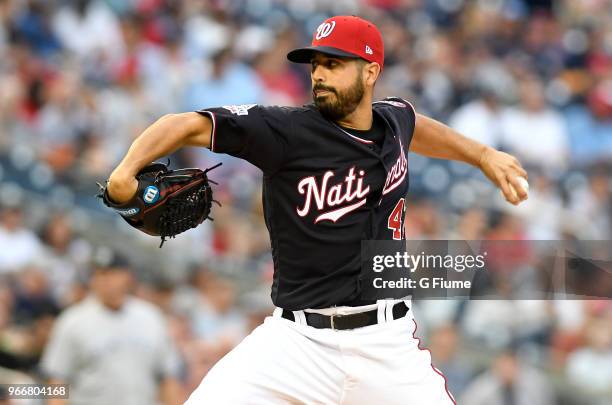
left=312, top=65, right=325, bottom=83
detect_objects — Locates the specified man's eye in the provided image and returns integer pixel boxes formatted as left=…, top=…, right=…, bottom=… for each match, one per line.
left=311, top=60, right=338, bottom=70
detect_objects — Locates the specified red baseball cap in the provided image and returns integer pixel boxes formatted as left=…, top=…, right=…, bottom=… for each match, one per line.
left=287, top=16, right=384, bottom=70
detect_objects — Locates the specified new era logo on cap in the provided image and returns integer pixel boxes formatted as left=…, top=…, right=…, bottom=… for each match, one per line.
left=287, top=16, right=385, bottom=70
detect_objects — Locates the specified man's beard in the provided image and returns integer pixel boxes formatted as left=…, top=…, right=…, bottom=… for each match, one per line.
left=313, top=74, right=365, bottom=121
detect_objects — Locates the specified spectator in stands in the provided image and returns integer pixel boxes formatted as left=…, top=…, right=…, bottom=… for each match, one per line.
left=0, top=265, right=57, bottom=376
left=41, top=248, right=182, bottom=405
left=252, top=32, right=307, bottom=106
left=9, top=0, right=61, bottom=58
left=500, top=77, right=570, bottom=175
left=566, top=316, right=612, bottom=395
left=40, top=213, right=89, bottom=306
left=404, top=198, right=444, bottom=239
left=35, top=72, right=93, bottom=175
left=507, top=172, right=565, bottom=240
left=0, top=205, right=43, bottom=274
left=448, top=208, right=488, bottom=240
left=0, top=1, right=8, bottom=55
left=182, top=47, right=263, bottom=111
left=172, top=266, right=247, bottom=389
left=11, top=265, right=58, bottom=325
left=568, top=168, right=611, bottom=240
left=51, top=0, right=125, bottom=64
left=428, top=324, right=474, bottom=399
left=460, top=348, right=556, bottom=405
left=176, top=269, right=246, bottom=348
left=449, top=86, right=504, bottom=149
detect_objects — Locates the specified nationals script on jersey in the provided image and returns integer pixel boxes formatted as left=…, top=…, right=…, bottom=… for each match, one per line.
left=296, top=167, right=371, bottom=223
left=197, top=97, right=416, bottom=310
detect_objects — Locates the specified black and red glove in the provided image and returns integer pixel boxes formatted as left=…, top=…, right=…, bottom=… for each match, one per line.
left=97, top=162, right=220, bottom=247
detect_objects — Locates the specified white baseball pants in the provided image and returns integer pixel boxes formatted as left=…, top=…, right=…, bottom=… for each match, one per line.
left=185, top=300, right=455, bottom=405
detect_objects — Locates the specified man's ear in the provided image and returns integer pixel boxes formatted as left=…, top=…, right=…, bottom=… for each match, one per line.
left=364, top=62, right=381, bottom=87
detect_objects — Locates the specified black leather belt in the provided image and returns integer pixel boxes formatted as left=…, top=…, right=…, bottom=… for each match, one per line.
left=281, top=302, right=409, bottom=330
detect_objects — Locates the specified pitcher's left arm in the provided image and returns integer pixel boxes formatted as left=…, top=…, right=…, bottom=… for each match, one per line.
left=409, top=113, right=528, bottom=205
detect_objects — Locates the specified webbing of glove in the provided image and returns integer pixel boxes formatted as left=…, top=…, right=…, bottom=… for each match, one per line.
left=158, top=181, right=213, bottom=247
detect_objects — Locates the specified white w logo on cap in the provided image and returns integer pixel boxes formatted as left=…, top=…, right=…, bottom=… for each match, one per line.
left=315, top=21, right=336, bottom=40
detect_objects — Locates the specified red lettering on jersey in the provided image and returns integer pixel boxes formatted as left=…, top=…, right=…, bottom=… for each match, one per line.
left=382, top=138, right=408, bottom=195
left=296, top=167, right=370, bottom=223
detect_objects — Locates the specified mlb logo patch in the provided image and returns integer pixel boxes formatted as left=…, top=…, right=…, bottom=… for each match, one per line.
left=223, top=104, right=257, bottom=116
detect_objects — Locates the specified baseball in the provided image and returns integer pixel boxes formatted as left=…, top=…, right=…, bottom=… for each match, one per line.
left=501, top=176, right=529, bottom=201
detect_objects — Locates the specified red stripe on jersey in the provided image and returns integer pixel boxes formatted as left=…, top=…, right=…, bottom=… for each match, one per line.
left=411, top=319, right=457, bottom=405
left=200, top=111, right=217, bottom=152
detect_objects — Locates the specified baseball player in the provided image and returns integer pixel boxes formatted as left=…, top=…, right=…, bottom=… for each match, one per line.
left=41, top=249, right=181, bottom=405
left=106, top=16, right=527, bottom=405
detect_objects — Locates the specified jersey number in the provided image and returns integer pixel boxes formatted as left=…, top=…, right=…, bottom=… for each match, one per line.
left=388, top=198, right=405, bottom=240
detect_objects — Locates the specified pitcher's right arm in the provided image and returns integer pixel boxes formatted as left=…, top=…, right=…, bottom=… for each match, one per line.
left=107, top=112, right=212, bottom=204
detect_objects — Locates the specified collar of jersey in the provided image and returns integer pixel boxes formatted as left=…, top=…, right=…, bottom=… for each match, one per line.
left=331, top=122, right=375, bottom=145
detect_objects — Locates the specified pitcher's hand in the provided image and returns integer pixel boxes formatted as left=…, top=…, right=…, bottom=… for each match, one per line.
left=479, top=148, right=528, bottom=205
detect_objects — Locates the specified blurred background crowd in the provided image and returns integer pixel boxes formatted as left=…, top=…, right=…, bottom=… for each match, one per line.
left=0, top=0, right=611, bottom=404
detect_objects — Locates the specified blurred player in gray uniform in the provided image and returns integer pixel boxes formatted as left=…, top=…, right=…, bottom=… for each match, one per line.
left=41, top=249, right=181, bottom=405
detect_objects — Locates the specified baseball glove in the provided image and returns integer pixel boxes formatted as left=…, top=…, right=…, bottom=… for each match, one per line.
left=97, top=161, right=221, bottom=247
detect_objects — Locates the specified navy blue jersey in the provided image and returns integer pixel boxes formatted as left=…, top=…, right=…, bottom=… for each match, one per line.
left=197, top=98, right=416, bottom=310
